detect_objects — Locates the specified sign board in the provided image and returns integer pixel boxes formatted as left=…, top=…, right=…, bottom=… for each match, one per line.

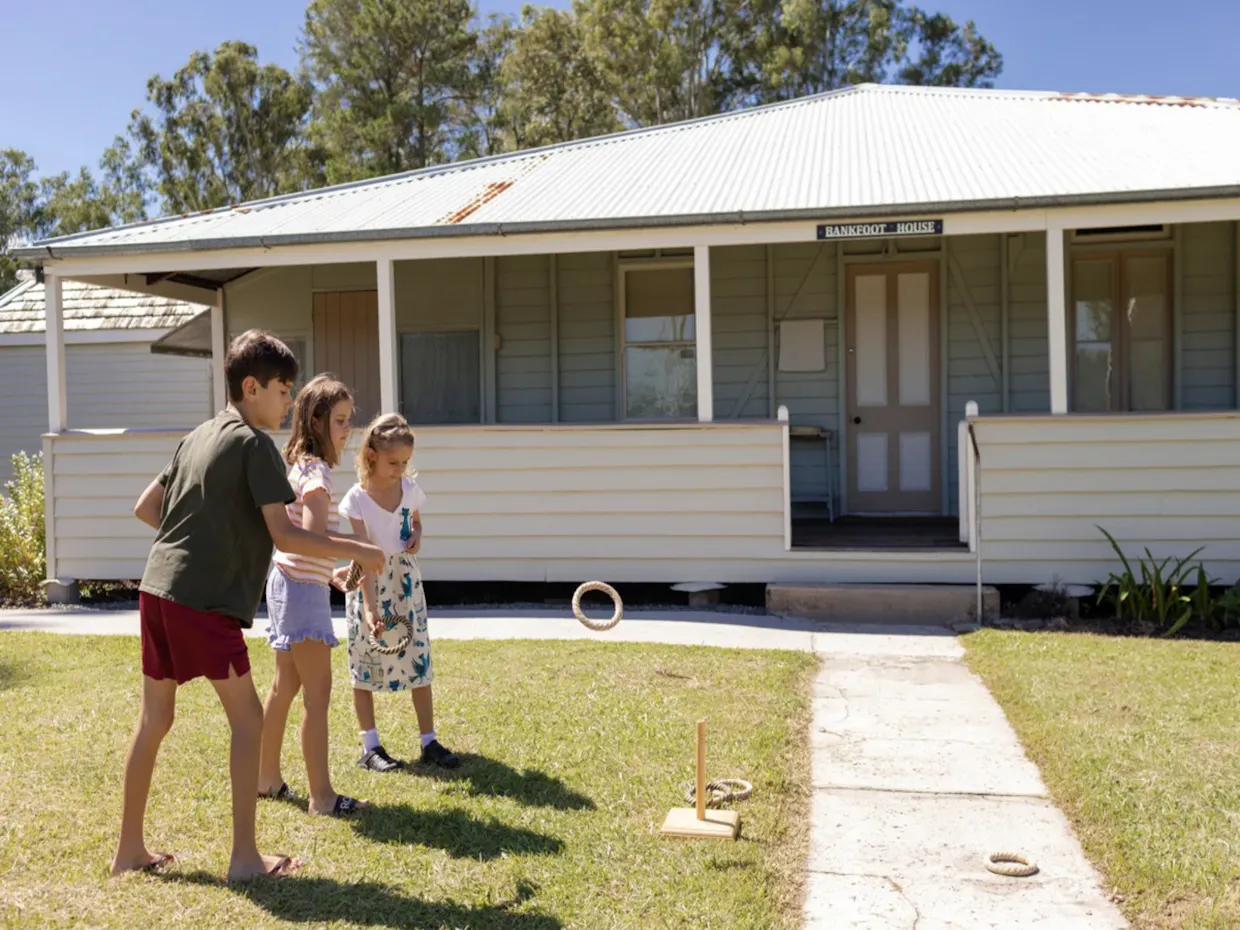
left=816, top=219, right=943, bottom=240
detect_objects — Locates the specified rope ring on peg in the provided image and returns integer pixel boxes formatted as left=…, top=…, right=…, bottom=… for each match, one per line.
left=572, top=581, right=623, bottom=631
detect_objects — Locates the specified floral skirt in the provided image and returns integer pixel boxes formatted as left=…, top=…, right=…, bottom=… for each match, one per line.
left=346, top=552, right=432, bottom=692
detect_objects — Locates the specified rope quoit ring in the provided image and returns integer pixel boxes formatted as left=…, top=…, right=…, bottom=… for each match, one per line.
left=984, top=851, right=1039, bottom=877
left=572, top=581, right=623, bottom=631
left=369, top=615, right=414, bottom=657
left=684, top=778, right=753, bottom=807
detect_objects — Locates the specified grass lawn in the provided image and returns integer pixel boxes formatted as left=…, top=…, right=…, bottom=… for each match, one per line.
left=963, top=629, right=1240, bottom=930
left=0, top=633, right=814, bottom=929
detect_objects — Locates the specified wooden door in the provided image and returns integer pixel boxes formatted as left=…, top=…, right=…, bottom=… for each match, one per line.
left=845, top=262, right=941, bottom=514
left=313, top=291, right=381, bottom=425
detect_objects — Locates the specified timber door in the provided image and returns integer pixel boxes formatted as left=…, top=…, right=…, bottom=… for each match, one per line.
left=313, top=291, right=382, bottom=425
left=845, top=262, right=941, bottom=514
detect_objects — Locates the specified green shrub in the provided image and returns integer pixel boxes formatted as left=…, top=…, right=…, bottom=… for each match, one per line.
left=0, top=452, right=46, bottom=605
left=1094, top=524, right=1228, bottom=636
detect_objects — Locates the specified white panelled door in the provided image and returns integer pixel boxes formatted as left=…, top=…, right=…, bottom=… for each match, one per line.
left=845, top=262, right=941, bottom=514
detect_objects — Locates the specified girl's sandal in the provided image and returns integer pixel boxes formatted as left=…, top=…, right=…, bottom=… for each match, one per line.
left=316, top=795, right=364, bottom=817
left=259, top=782, right=297, bottom=803
left=141, top=852, right=176, bottom=874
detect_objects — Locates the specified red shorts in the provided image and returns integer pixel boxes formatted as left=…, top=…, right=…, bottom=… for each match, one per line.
left=140, top=592, right=251, bottom=684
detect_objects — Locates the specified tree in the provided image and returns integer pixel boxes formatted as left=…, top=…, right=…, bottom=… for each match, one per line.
left=128, top=40, right=318, bottom=213
left=0, top=150, right=39, bottom=292
left=577, top=0, right=748, bottom=126
left=456, top=13, right=519, bottom=160
left=495, top=5, right=621, bottom=150
left=300, top=0, right=477, bottom=182
left=39, top=138, right=149, bottom=239
left=727, top=0, right=1001, bottom=106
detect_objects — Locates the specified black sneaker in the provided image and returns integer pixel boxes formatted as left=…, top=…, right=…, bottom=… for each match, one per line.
left=419, top=740, right=461, bottom=769
left=357, top=745, right=405, bottom=772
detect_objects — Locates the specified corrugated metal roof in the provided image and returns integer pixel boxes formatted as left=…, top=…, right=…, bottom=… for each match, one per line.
left=0, top=279, right=209, bottom=335
left=19, top=83, right=1240, bottom=260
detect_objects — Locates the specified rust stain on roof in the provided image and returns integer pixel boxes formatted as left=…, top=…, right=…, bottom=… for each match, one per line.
left=436, top=153, right=548, bottom=226
left=439, top=179, right=516, bottom=225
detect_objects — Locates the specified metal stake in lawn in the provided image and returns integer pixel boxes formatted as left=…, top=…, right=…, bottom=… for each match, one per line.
left=661, top=719, right=740, bottom=840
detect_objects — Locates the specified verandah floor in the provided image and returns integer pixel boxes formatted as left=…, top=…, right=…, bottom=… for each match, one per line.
left=791, top=511, right=965, bottom=550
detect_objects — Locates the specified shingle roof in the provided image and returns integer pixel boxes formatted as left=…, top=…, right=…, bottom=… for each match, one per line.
left=0, top=279, right=208, bottom=335
left=18, top=83, right=1240, bottom=260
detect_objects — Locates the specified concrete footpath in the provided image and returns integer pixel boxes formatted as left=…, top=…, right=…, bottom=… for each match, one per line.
left=2, top=605, right=1127, bottom=929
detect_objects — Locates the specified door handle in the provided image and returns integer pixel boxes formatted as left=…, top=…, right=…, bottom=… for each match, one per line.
left=853, top=417, right=861, bottom=424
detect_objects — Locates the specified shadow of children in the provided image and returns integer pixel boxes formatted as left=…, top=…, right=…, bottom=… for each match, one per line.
left=164, top=872, right=562, bottom=929
left=350, top=802, right=565, bottom=860
left=411, top=754, right=596, bottom=811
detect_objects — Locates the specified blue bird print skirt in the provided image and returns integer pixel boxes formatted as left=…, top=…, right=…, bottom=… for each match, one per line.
left=346, top=551, right=433, bottom=692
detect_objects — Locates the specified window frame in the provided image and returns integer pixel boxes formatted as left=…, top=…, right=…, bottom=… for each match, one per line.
left=1068, top=249, right=1174, bottom=413
left=616, top=259, right=698, bottom=422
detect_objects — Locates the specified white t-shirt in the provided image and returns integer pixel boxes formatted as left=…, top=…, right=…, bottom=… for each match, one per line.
left=339, top=477, right=428, bottom=558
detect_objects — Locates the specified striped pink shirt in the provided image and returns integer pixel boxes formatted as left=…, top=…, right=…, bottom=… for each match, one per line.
left=272, top=458, right=338, bottom=586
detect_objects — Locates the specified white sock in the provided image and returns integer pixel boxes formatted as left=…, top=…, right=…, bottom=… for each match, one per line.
left=420, top=730, right=437, bottom=749
left=361, top=728, right=381, bottom=752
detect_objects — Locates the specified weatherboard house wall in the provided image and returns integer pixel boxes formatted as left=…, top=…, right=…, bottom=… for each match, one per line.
left=17, top=84, right=1240, bottom=595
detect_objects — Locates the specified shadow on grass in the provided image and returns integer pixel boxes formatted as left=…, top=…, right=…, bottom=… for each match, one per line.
left=165, top=872, right=561, bottom=929
left=350, top=802, right=564, bottom=860
left=410, top=755, right=596, bottom=811
left=0, top=658, right=29, bottom=691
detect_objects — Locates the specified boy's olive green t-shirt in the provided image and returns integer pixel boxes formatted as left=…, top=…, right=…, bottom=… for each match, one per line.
left=139, top=408, right=295, bottom=627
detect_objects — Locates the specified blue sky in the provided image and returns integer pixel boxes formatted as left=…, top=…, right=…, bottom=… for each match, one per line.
left=4, top=0, right=1237, bottom=178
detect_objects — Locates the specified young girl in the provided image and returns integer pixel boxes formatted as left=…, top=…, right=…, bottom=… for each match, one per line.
left=257, top=374, right=364, bottom=816
left=340, top=413, right=459, bottom=773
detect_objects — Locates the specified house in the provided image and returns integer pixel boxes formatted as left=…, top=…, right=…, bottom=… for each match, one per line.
left=16, top=83, right=1240, bottom=602
left=0, top=273, right=212, bottom=484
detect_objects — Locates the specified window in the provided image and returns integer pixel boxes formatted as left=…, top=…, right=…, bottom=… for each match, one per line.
left=622, top=265, right=697, bottom=419
left=1071, top=253, right=1171, bottom=412
left=399, top=331, right=481, bottom=424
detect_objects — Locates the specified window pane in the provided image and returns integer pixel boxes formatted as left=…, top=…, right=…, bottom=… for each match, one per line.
left=400, top=331, right=480, bottom=424
left=1125, top=256, right=1169, bottom=411
left=625, top=267, right=695, bottom=343
left=625, top=345, right=697, bottom=419
left=1073, top=260, right=1114, bottom=411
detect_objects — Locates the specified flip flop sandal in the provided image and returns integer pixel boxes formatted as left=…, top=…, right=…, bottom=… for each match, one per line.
left=266, top=855, right=303, bottom=878
left=327, top=795, right=364, bottom=817
left=141, top=853, right=176, bottom=874
left=259, top=782, right=296, bottom=802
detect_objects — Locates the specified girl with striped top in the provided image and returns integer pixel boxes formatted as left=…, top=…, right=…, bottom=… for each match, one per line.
left=257, top=374, right=365, bottom=817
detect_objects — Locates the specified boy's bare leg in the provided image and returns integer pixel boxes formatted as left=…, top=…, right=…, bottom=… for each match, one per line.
left=411, top=685, right=434, bottom=736
left=352, top=687, right=377, bottom=732
left=210, top=664, right=297, bottom=880
left=111, top=676, right=177, bottom=875
left=258, top=651, right=301, bottom=796
left=289, top=640, right=342, bottom=814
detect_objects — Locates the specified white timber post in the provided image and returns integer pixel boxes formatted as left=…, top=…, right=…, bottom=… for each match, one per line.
left=694, top=245, right=714, bottom=422
left=1046, top=223, right=1069, bottom=414
left=45, top=272, right=67, bottom=433
left=211, top=288, right=227, bottom=411
left=376, top=258, right=398, bottom=414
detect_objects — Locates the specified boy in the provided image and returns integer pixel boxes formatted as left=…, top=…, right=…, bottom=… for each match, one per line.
left=111, top=330, right=384, bottom=881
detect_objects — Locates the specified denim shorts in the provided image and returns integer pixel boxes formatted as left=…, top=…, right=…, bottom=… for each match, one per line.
left=265, top=567, right=339, bottom=651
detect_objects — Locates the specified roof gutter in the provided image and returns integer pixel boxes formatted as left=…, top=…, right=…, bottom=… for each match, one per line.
left=15, top=184, right=1240, bottom=262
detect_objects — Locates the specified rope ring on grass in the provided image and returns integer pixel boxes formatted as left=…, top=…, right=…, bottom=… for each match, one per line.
left=984, top=851, right=1039, bottom=877
left=684, top=778, right=753, bottom=807
left=368, top=615, right=414, bottom=657
left=572, top=581, right=623, bottom=631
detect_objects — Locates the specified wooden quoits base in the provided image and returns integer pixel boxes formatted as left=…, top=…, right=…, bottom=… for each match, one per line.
left=661, top=719, right=740, bottom=840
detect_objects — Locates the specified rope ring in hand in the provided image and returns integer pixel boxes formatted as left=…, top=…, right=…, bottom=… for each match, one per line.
left=341, top=561, right=364, bottom=592
left=684, top=778, right=753, bottom=807
left=984, top=852, right=1038, bottom=877
left=572, top=581, right=623, bottom=631
left=368, top=615, right=414, bottom=656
